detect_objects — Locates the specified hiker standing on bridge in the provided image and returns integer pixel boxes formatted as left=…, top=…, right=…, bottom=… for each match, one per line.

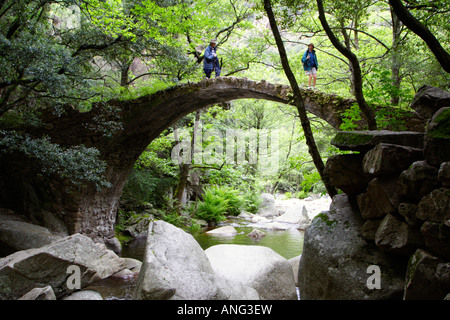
left=302, top=43, right=318, bottom=90
left=203, top=39, right=221, bottom=78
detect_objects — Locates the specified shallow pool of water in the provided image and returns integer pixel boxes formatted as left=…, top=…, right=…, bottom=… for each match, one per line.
left=121, top=222, right=305, bottom=261
left=193, top=225, right=304, bottom=260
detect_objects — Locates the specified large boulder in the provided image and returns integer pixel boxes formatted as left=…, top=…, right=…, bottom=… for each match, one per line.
left=362, top=143, right=423, bottom=176
left=206, top=226, right=238, bottom=236
left=420, top=222, right=450, bottom=260
left=404, top=249, right=450, bottom=300
left=0, top=233, right=125, bottom=299
left=398, top=161, right=440, bottom=202
left=257, top=193, right=277, bottom=217
left=424, top=107, right=450, bottom=166
left=323, top=154, right=371, bottom=195
left=123, top=215, right=153, bottom=238
left=410, top=85, right=450, bottom=119
left=416, top=188, right=450, bottom=223
left=298, top=194, right=406, bottom=300
left=274, top=205, right=310, bottom=228
left=374, top=214, right=424, bottom=255
left=205, top=244, right=297, bottom=300
left=357, top=177, right=402, bottom=220
left=18, top=286, right=56, bottom=300
left=62, top=290, right=104, bottom=300
left=133, top=220, right=258, bottom=300
left=0, top=214, right=63, bottom=256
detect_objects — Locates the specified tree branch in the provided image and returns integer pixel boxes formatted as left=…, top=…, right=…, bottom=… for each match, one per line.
left=388, top=0, right=450, bottom=73
left=316, top=0, right=377, bottom=130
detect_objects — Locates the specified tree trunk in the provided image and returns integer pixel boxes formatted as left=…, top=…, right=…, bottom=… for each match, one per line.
left=263, top=0, right=337, bottom=198
left=317, top=0, right=377, bottom=130
left=390, top=8, right=402, bottom=106
left=173, top=110, right=202, bottom=207
left=120, top=62, right=131, bottom=87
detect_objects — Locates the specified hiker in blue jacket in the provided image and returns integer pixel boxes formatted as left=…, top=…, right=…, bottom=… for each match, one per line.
left=302, top=43, right=318, bottom=90
left=203, top=39, right=221, bottom=78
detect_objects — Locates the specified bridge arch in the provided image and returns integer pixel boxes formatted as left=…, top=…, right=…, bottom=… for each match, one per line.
left=109, top=77, right=355, bottom=165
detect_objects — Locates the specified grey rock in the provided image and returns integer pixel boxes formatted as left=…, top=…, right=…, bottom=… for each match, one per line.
left=424, top=107, right=450, bottom=166
left=398, top=203, right=419, bottom=226
left=298, top=194, right=406, bottom=300
left=274, top=205, right=310, bottom=226
left=0, top=214, right=63, bottom=256
left=416, top=188, right=450, bottom=223
left=404, top=249, right=450, bottom=300
left=18, top=286, right=56, bottom=300
left=257, top=193, right=278, bottom=217
left=374, top=214, right=424, bottom=255
left=438, top=162, right=450, bottom=187
left=331, top=130, right=424, bottom=153
left=0, top=233, right=125, bottom=300
left=360, top=219, right=382, bottom=241
left=410, top=85, right=450, bottom=119
left=133, top=220, right=258, bottom=300
left=357, top=177, right=401, bottom=220
left=362, top=143, right=423, bottom=176
left=206, top=226, right=238, bottom=236
left=289, top=255, right=301, bottom=287
left=62, top=290, right=103, bottom=300
left=420, top=221, right=450, bottom=260
left=323, top=153, right=370, bottom=195
left=398, top=161, right=440, bottom=202
left=123, top=215, right=153, bottom=238
left=205, top=244, right=297, bottom=300
left=123, top=257, right=142, bottom=273
left=247, top=229, right=266, bottom=240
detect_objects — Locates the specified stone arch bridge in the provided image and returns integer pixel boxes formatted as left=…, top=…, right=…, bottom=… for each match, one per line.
left=0, top=77, right=422, bottom=251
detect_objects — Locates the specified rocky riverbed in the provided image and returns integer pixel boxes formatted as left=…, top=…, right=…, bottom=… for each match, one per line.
left=0, top=194, right=331, bottom=300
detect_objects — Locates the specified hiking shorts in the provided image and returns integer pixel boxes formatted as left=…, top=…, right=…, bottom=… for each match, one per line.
left=305, top=67, right=317, bottom=75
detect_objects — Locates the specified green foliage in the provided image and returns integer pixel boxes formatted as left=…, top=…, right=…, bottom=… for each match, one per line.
left=242, top=190, right=262, bottom=214
left=159, top=210, right=201, bottom=233
left=296, top=190, right=309, bottom=199
left=339, top=104, right=362, bottom=131
left=122, top=169, right=176, bottom=207
left=194, top=189, right=229, bottom=224
left=122, top=131, right=178, bottom=207
left=118, top=79, right=175, bottom=101
left=0, top=130, right=110, bottom=190
left=194, top=185, right=245, bottom=224
left=300, top=171, right=325, bottom=194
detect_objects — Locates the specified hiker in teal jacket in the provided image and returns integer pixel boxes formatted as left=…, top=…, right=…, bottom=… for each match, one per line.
left=302, top=43, right=318, bottom=89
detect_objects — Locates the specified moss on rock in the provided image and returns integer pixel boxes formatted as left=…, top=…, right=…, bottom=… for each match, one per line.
left=427, top=108, right=450, bottom=139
